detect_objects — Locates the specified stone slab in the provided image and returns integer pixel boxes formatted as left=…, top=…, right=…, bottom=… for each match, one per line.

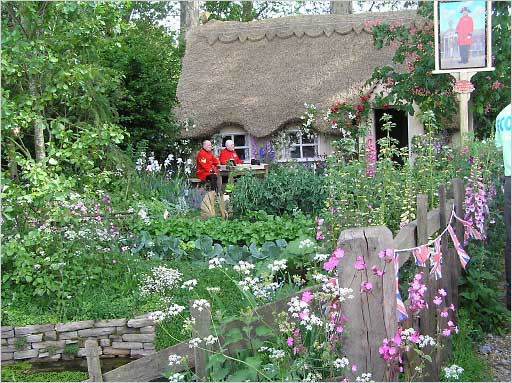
left=2, top=330, right=14, bottom=338
left=99, top=354, right=116, bottom=359
left=94, top=319, right=126, bottom=328
left=99, top=339, right=111, bottom=347
left=1, top=326, right=13, bottom=332
left=1, top=352, right=13, bottom=361
left=102, top=347, right=130, bottom=356
left=55, top=320, right=94, bottom=332
left=14, top=349, right=39, bottom=359
left=2, top=339, right=8, bottom=346
left=126, top=318, right=153, bottom=328
left=115, top=326, right=137, bottom=335
left=122, top=333, right=154, bottom=343
left=77, top=327, right=115, bottom=337
left=44, top=331, right=57, bottom=341
left=139, top=326, right=155, bottom=334
left=15, top=324, right=54, bottom=335
left=77, top=348, right=103, bottom=357
left=25, top=334, right=43, bottom=343
left=59, top=331, right=78, bottom=339
left=1, top=346, right=17, bottom=353
left=109, top=335, right=122, bottom=341
left=111, top=341, right=143, bottom=349
left=31, top=340, right=66, bottom=349
left=143, top=343, right=155, bottom=350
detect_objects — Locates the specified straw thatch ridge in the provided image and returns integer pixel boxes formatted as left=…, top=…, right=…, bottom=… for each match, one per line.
left=176, top=11, right=427, bottom=138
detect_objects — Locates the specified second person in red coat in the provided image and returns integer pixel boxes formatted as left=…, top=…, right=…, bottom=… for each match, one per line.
left=196, top=140, right=220, bottom=192
left=219, top=139, right=242, bottom=165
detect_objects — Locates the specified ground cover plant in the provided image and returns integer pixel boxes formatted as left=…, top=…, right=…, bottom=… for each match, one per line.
left=1, top=362, right=88, bottom=382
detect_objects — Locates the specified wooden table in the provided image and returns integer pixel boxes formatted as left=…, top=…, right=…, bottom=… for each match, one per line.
left=216, top=164, right=269, bottom=191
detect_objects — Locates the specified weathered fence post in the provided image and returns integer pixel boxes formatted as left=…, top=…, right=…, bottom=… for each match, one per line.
left=85, top=339, right=103, bottom=382
left=190, top=300, right=212, bottom=381
left=337, top=226, right=396, bottom=381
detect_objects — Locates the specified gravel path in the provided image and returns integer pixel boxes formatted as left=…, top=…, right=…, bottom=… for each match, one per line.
left=477, top=333, right=511, bottom=382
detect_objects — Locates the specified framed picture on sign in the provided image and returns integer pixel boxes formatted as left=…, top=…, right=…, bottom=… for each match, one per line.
left=433, top=0, right=494, bottom=73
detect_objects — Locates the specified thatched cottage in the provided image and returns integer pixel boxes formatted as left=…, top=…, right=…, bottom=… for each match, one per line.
left=176, top=11, right=429, bottom=162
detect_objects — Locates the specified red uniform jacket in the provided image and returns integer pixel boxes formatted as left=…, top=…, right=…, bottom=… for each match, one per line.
left=219, top=149, right=242, bottom=165
left=196, top=148, right=219, bottom=182
left=456, top=16, right=473, bottom=46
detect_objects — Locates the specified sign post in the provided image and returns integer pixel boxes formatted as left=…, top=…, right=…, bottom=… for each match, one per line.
left=432, top=0, right=494, bottom=143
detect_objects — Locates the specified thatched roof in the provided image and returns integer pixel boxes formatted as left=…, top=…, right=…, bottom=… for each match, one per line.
left=176, top=11, right=428, bottom=138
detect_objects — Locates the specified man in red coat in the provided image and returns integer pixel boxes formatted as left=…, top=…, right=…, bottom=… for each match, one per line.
left=455, top=7, right=473, bottom=64
left=219, top=139, right=243, bottom=165
left=196, top=140, right=220, bottom=192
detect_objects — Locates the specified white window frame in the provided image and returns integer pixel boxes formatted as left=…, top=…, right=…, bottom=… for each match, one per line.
left=220, top=133, right=251, bottom=163
left=281, top=130, right=320, bottom=162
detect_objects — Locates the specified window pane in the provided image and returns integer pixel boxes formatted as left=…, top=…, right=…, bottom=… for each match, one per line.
left=234, top=135, right=246, bottom=146
left=235, top=148, right=247, bottom=161
left=290, top=146, right=301, bottom=159
left=288, top=132, right=300, bottom=145
left=302, top=145, right=316, bottom=158
left=302, top=134, right=316, bottom=144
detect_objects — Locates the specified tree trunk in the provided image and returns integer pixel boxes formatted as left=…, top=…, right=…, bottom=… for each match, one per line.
left=185, top=1, right=199, bottom=30
left=29, top=79, right=45, bottom=162
left=242, top=1, right=254, bottom=22
left=330, top=0, right=353, bottom=14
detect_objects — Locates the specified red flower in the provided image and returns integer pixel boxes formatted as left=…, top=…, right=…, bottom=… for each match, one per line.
left=355, top=114, right=361, bottom=121
left=383, top=104, right=389, bottom=110
left=357, top=105, right=363, bottom=111
left=360, top=96, right=367, bottom=103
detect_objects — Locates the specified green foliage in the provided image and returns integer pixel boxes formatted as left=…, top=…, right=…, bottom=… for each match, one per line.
left=1, top=362, right=88, bottom=382
left=440, top=310, right=490, bottom=382
left=63, top=343, right=79, bottom=356
left=229, top=164, right=326, bottom=217
left=14, top=337, right=27, bottom=351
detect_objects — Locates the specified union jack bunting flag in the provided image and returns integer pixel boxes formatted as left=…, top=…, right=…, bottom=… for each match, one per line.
left=430, top=238, right=442, bottom=280
left=454, top=214, right=483, bottom=244
left=393, top=251, right=409, bottom=321
left=447, top=225, right=471, bottom=269
left=412, top=245, right=430, bottom=267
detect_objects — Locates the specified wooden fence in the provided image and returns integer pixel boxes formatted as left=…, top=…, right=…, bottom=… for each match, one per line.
left=86, top=179, right=466, bottom=382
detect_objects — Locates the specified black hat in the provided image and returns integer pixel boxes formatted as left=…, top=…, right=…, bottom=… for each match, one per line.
left=460, top=7, right=471, bottom=13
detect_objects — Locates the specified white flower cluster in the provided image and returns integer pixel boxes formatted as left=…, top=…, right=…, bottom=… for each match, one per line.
left=192, top=299, right=210, bottom=312
left=418, top=334, right=436, bottom=348
left=181, top=279, right=198, bottom=291
left=239, top=277, right=260, bottom=292
left=208, top=257, right=226, bottom=269
left=169, top=373, right=185, bottom=382
left=312, top=273, right=329, bottom=283
left=355, top=373, right=373, bottom=382
left=333, top=357, right=350, bottom=369
left=259, top=346, right=285, bottom=360
left=239, top=277, right=281, bottom=301
left=146, top=154, right=162, bottom=172
left=148, top=303, right=186, bottom=323
left=313, top=253, right=330, bottom=262
left=301, top=103, right=317, bottom=129
left=188, top=337, right=202, bottom=348
left=233, top=261, right=255, bottom=275
left=139, top=266, right=182, bottom=296
left=288, top=296, right=309, bottom=314
left=204, top=335, right=218, bottom=345
left=268, top=259, right=287, bottom=272
left=299, top=238, right=315, bottom=249
left=168, top=354, right=183, bottom=366
left=322, top=279, right=354, bottom=301
left=443, top=364, right=464, bottom=380
left=303, top=371, right=322, bottom=382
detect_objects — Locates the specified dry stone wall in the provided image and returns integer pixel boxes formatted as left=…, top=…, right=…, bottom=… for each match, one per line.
left=1, top=313, right=156, bottom=363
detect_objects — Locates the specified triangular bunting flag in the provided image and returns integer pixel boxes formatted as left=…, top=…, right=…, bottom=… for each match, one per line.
left=412, top=245, right=430, bottom=267
left=393, top=251, right=408, bottom=321
left=430, top=238, right=442, bottom=280
left=447, top=225, right=471, bottom=269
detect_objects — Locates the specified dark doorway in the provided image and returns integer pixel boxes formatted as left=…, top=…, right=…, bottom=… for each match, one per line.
left=374, top=108, right=408, bottom=164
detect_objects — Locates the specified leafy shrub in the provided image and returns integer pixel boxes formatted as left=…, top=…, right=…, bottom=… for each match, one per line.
left=1, top=362, right=88, bottom=382
left=229, top=164, right=326, bottom=217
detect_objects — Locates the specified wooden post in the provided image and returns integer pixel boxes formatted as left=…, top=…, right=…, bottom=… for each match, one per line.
left=416, top=194, right=438, bottom=381
left=85, top=339, right=103, bottom=382
left=190, top=300, right=213, bottom=381
left=337, top=226, right=396, bottom=381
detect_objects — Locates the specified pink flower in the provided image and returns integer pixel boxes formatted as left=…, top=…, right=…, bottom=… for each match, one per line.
left=351, top=365, right=357, bottom=372
left=354, top=256, right=366, bottom=270
left=332, top=248, right=345, bottom=259
left=316, top=231, right=325, bottom=240
left=361, top=281, right=373, bottom=293
left=440, top=311, right=449, bottom=318
left=410, top=332, right=420, bottom=343
left=433, top=296, right=443, bottom=306
left=336, top=325, right=344, bottom=333
left=323, top=257, right=339, bottom=272
left=371, top=265, right=384, bottom=277
left=449, top=304, right=456, bottom=311
left=442, top=329, right=451, bottom=337
left=301, top=291, right=313, bottom=304
left=299, top=311, right=309, bottom=321
left=491, top=80, right=503, bottom=90
left=438, top=288, right=447, bottom=297
left=287, top=337, right=294, bottom=347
